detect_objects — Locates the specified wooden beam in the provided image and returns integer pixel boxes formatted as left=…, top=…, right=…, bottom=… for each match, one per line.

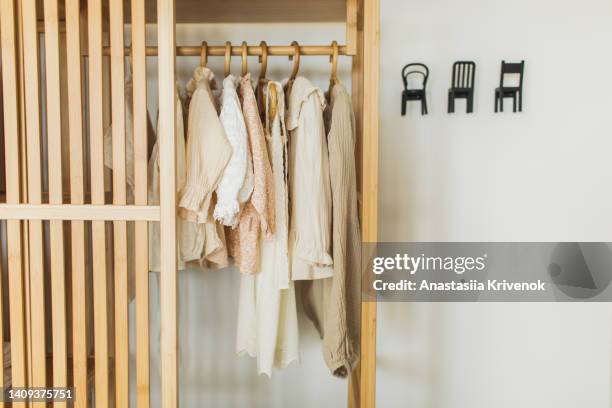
left=43, top=0, right=69, bottom=404
left=157, top=0, right=178, bottom=407
left=22, top=2, right=47, bottom=403
left=88, top=0, right=110, bottom=404
left=131, top=0, right=151, bottom=406
left=359, top=0, right=379, bottom=407
left=0, top=204, right=161, bottom=221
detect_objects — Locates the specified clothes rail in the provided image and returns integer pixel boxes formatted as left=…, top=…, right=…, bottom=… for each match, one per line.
left=81, top=44, right=349, bottom=57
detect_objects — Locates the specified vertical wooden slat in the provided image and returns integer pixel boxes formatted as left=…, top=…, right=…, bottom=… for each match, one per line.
left=109, top=1, right=128, bottom=407
left=88, top=0, right=110, bottom=406
left=349, top=0, right=364, bottom=406
left=131, top=0, right=150, bottom=406
left=360, top=0, right=379, bottom=407
left=157, top=1, right=178, bottom=407
left=43, top=1, right=68, bottom=405
left=346, top=0, right=358, bottom=55
left=1, top=3, right=28, bottom=407
left=65, top=0, right=88, bottom=406
left=0, top=227, right=3, bottom=408
left=22, top=2, right=47, bottom=404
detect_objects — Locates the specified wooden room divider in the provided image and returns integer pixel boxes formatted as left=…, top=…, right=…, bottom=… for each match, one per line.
left=0, top=0, right=380, bottom=407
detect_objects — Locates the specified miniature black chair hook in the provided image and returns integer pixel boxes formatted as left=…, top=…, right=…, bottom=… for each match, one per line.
left=495, top=60, right=525, bottom=113
left=448, top=61, right=476, bottom=113
left=401, top=63, right=429, bottom=115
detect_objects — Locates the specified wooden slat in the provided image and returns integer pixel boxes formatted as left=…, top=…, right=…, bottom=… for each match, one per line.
left=157, top=1, right=178, bottom=407
left=348, top=37, right=363, bottom=408
left=43, top=1, right=68, bottom=405
left=359, top=0, right=379, bottom=407
left=131, top=0, right=150, bottom=406
left=0, top=226, right=3, bottom=408
left=0, top=5, right=28, bottom=406
left=22, top=2, right=47, bottom=405
left=346, top=0, right=358, bottom=55
left=109, top=1, right=129, bottom=406
left=65, top=0, right=87, bottom=406
left=0, top=204, right=160, bottom=221
left=88, top=0, right=110, bottom=406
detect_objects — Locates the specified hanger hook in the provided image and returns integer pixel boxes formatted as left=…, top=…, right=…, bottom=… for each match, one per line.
left=258, top=41, right=268, bottom=80
left=200, top=41, right=208, bottom=67
left=289, top=41, right=300, bottom=80
left=330, top=40, right=338, bottom=83
left=241, top=41, right=248, bottom=77
left=224, top=41, right=232, bottom=77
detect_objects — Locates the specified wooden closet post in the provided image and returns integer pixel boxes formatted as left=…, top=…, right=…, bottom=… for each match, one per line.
left=354, top=0, right=380, bottom=407
left=157, top=1, right=179, bottom=408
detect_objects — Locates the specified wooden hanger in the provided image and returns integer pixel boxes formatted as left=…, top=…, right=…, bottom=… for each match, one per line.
left=200, top=41, right=208, bottom=67
left=258, top=41, right=268, bottom=81
left=241, top=41, right=248, bottom=76
left=329, top=41, right=339, bottom=85
left=289, top=41, right=300, bottom=81
left=224, top=41, right=231, bottom=77
left=286, top=41, right=300, bottom=96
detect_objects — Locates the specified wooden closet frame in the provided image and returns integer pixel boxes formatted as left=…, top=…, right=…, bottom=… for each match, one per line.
left=0, top=0, right=379, bottom=407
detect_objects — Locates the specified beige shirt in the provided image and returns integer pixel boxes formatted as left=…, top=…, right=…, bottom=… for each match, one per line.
left=179, top=67, right=232, bottom=267
left=286, top=77, right=333, bottom=280
left=301, top=83, right=362, bottom=377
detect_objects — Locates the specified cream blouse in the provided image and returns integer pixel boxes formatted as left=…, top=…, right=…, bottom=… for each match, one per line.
left=179, top=67, right=232, bottom=224
left=286, top=77, right=333, bottom=280
left=214, top=75, right=252, bottom=226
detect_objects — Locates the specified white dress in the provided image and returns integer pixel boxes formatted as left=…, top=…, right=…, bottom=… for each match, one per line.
left=214, top=75, right=253, bottom=226
left=236, top=81, right=299, bottom=376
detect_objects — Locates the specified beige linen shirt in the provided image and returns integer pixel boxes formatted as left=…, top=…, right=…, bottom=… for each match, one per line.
left=301, top=83, right=362, bottom=377
left=286, top=77, right=333, bottom=280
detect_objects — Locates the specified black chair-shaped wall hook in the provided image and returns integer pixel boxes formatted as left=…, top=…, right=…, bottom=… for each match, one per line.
left=495, top=60, right=525, bottom=113
left=448, top=61, right=476, bottom=113
left=401, top=63, right=429, bottom=115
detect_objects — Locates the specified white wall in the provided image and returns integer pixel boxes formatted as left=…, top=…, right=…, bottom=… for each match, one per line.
left=378, top=0, right=612, bottom=407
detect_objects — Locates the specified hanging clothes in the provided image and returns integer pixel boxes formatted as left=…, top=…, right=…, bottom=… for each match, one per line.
left=214, top=75, right=253, bottom=226
left=301, top=82, right=362, bottom=377
left=148, top=84, right=193, bottom=271
left=179, top=66, right=233, bottom=267
left=236, top=81, right=299, bottom=376
left=227, top=74, right=275, bottom=274
left=286, top=76, right=333, bottom=280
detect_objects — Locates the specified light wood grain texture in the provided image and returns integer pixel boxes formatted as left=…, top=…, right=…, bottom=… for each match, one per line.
left=360, top=0, right=379, bottom=407
left=131, top=0, right=150, bottom=406
left=157, top=1, right=178, bottom=407
left=43, top=1, right=68, bottom=404
left=94, top=44, right=349, bottom=57
left=88, top=0, right=110, bottom=405
left=124, top=0, right=345, bottom=23
left=349, top=5, right=364, bottom=407
left=22, top=2, right=47, bottom=403
left=0, top=204, right=160, bottom=221
left=346, top=0, right=358, bottom=55
left=109, top=1, right=129, bottom=406
left=14, top=1, right=34, bottom=392
left=65, top=0, right=88, bottom=405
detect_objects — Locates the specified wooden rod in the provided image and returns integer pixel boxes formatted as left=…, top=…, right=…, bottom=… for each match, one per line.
left=82, top=44, right=350, bottom=57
